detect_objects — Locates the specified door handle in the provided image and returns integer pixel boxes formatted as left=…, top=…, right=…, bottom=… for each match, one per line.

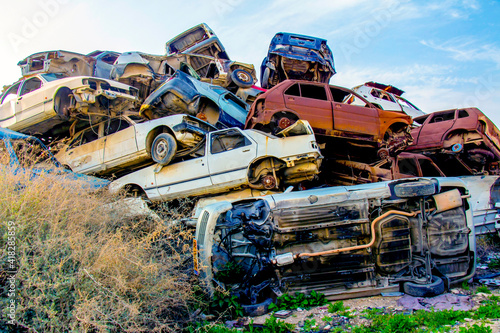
left=243, top=149, right=250, bottom=152
left=17, top=97, right=22, bottom=101
left=288, top=97, right=295, bottom=101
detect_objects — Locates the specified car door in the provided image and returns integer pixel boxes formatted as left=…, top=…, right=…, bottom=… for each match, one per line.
left=207, top=128, right=257, bottom=188
left=155, top=138, right=212, bottom=200
left=102, top=117, right=139, bottom=169
left=0, top=82, right=21, bottom=128
left=217, top=92, right=248, bottom=128
left=64, top=124, right=105, bottom=174
left=368, top=88, right=400, bottom=111
left=16, top=77, right=45, bottom=126
left=331, top=86, right=379, bottom=136
left=414, top=110, right=456, bottom=146
left=283, top=82, right=333, bottom=130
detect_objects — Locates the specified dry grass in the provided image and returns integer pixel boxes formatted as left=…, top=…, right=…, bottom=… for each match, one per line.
left=0, top=167, right=197, bottom=332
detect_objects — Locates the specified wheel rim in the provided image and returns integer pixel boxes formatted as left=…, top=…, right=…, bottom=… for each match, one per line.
left=237, top=71, right=251, bottom=83
left=155, top=139, right=168, bottom=158
left=261, top=174, right=277, bottom=189
left=278, top=117, right=291, bottom=130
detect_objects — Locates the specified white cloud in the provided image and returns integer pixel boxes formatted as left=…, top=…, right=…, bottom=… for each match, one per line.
left=421, top=37, right=500, bottom=67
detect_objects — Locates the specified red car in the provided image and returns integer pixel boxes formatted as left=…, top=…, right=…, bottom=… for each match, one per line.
left=407, top=107, right=500, bottom=175
left=245, top=80, right=413, bottom=159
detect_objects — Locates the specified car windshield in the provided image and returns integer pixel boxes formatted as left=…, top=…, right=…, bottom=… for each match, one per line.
left=41, top=73, right=66, bottom=82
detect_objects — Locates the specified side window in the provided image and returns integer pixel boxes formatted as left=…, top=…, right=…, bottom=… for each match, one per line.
left=418, top=159, right=442, bottom=177
left=398, top=157, right=418, bottom=176
left=429, top=111, right=455, bottom=123
left=81, top=127, right=100, bottom=144
left=0, top=140, right=10, bottom=165
left=105, top=118, right=130, bottom=135
left=331, top=88, right=352, bottom=103
left=300, top=84, right=328, bottom=100
left=20, top=77, right=42, bottom=96
left=210, top=129, right=250, bottom=154
left=458, top=110, right=469, bottom=119
left=100, top=53, right=119, bottom=65
left=1, top=83, right=21, bottom=104
left=284, top=83, right=300, bottom=97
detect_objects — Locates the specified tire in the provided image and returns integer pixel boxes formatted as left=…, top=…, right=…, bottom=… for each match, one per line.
left=261, top=67, right=272, bottom=89
left=404, top=276, right=444, bottom=297
left=230, top=69, right=254, bottom=88
left=393, top=179, right=436, bottom=198
left=151, top=133, right=177, bottom=165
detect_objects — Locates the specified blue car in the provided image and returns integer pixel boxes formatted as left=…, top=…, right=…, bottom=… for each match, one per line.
left=260, top=32, right=336, bottom=89
left=0, top=128, right=109, bottom=191
left=140, top=70, right=249, bottom=129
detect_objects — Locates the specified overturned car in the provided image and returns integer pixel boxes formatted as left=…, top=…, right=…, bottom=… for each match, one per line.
left=195, top=177, right=475, bottom=311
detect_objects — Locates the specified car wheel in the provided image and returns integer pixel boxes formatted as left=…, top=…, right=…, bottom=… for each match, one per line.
left=151, top=133, right=177, bottom=165
left=403, top=276, right=445, bottom=297
left=393, top=179, right=436, bottom=198
left=230, top=69, right=254, bottom=88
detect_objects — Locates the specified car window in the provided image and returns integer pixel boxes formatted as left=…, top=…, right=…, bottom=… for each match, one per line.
left=222, top=93, right=247, bottom=109
left=284, top=83, right=300, bottom=97
left=398, top=157, right=418, bottom=176
left=0, top=140, right=10, bottom=165
left=41, top=73, right=66, bottom=82
left=1, top=83, right=21, bottom=104
left=418, top=159, right=442, bottom=177
left=105, top=118, right=131, bottom=135
left=300, top=84, right=328, bottom=100
left=458, top=110, right=469, bottom=119
left=331, top=87, right=351, bottom=103
left=211, top=129, right=250, bottom=154
left=81, top=127, right=100, bottom=144
left=429, top=110, right=455, bottom=123
left=20, top=77, right=42, bottom=96
left=99, top=53, right=119, bottom=64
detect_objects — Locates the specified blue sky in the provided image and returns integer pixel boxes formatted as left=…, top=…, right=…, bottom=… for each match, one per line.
left=2, top=0, right=500, bottom=124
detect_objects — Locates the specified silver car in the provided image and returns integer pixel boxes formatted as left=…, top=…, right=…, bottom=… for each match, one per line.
left=195, top=177, right=476, bottom=314
left=55, top=114, right=215, bottom=177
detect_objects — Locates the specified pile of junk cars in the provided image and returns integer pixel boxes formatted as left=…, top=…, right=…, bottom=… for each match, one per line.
left=2, top=23, right=500, bottom=314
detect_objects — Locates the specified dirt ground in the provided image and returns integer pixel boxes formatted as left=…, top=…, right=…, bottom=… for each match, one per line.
left=243, top=288, right=500, bottom=332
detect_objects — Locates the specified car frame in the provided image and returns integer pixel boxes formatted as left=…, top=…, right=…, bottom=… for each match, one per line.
left=328, top=152, right=445, bottom=186
left=260, top=32, right=335, bottom=89
left=140, top=70, right=249, bottom=129
left=352, top=82, right=425, bottom=118
left=0, top=73, right=139, bottom=135
left=55, top=113, right=216, bottom=177
left=246, top=79, right=413, bottom=158
left=195, top=177, right=476, bottom=312
left=407, top=107, right=500, bottom=175
left=109, top=121, right=322, bottom=201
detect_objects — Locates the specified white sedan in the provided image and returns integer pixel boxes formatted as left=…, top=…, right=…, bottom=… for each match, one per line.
left=0, top=73, right=138, bottom=135
left=55, top=113, right=215, bottom=177
left=109, top=121, right=322, bottom=201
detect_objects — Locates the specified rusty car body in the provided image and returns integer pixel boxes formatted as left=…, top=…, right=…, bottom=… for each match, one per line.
left=195, top=177, right=476, bottom=311
left=328, top=152, right=445, bottom=186
left=109, top=121, right=322, bottom=201
left=406, top=108, right=500, bottom=175
left=245, top=80, right=413, bottom=158
left=352, top=82, right=425, bottom=118
left=165, top=23, right=229, bottom=77
left=0, top=74, right=138, bottom=135
left=55, top=114, right=215, bottom=177
left=18, top=50, right=121, bottom=80
left=260, top=32, right=335, bottom=89
left=140, top=70, right=249, bottom=129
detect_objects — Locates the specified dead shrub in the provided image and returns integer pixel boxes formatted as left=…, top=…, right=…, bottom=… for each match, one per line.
left=0, top=168, right=196, bottom=332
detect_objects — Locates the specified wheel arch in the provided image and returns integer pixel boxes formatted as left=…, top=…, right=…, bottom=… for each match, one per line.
left=246, top=155, right=286, bottom=179
left=53, top=86, right=74, bottom=119
left=145, top=126, right=176, bottom=156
